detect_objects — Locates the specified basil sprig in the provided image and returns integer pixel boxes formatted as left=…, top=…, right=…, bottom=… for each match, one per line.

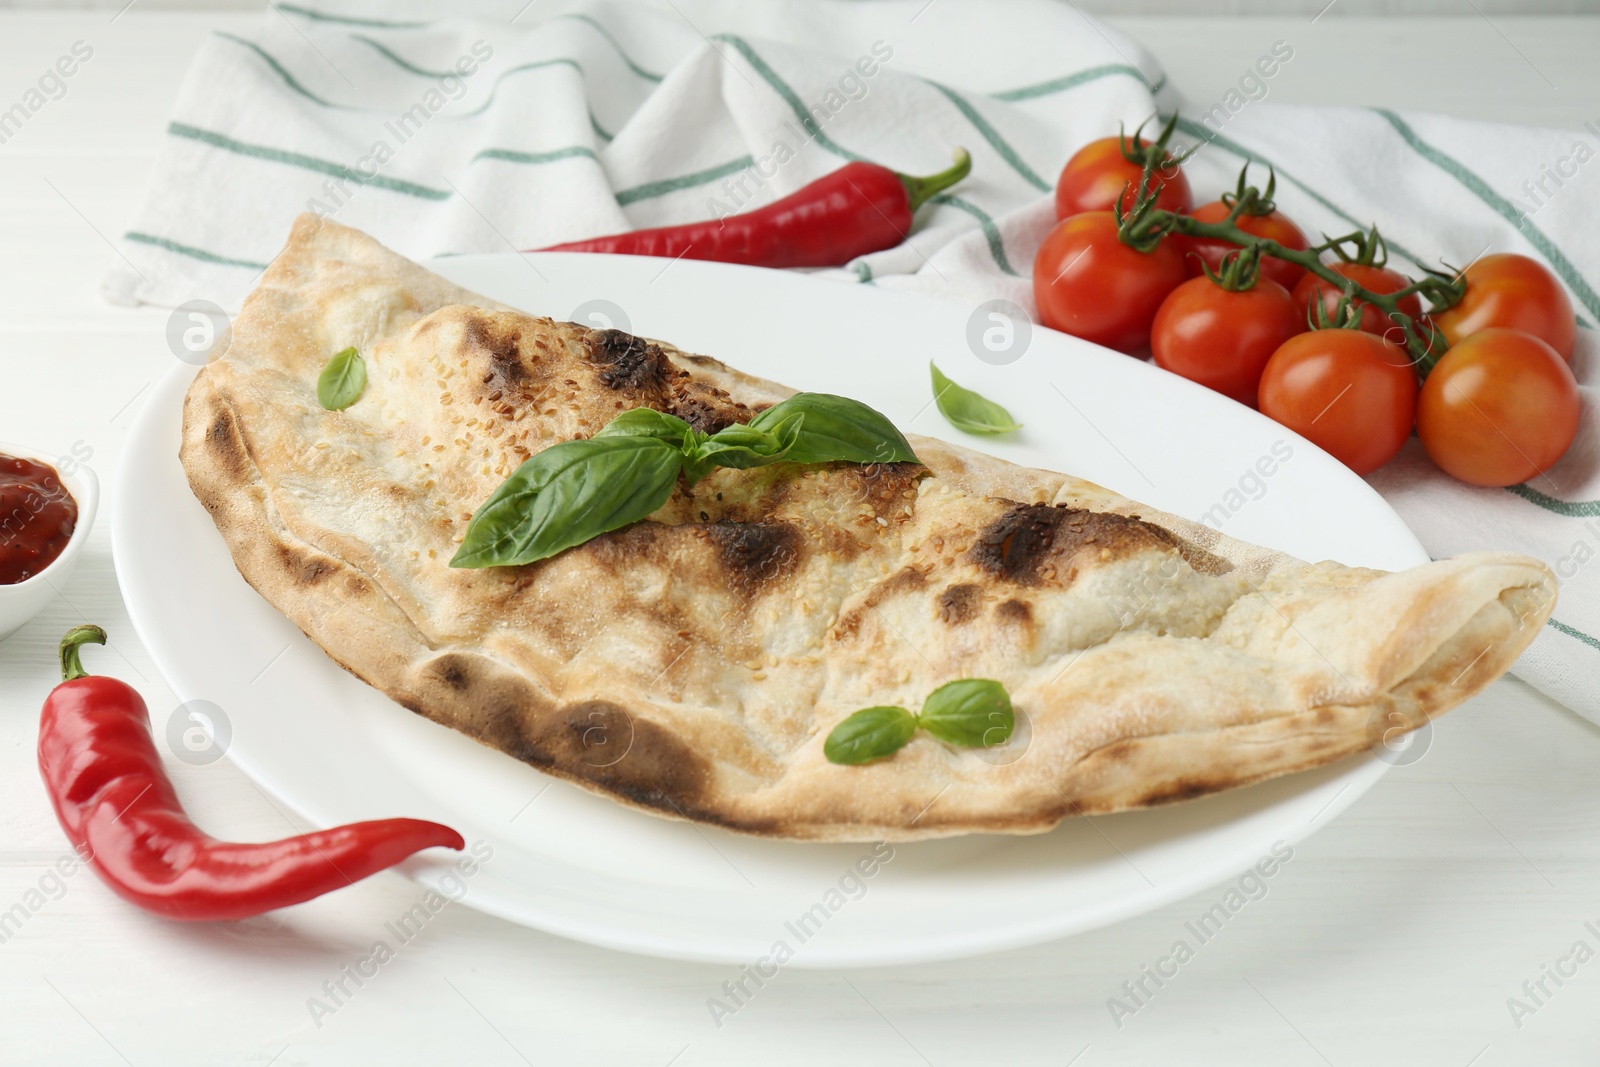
left=317, top=347, right=367, bottom=411
left=930, top=362, right=1020, bottom=435
left=749, top=392, right=919, bottom=465
left=824, top=679, right=1015, bottom=765
left=451, top=393, right=918, bottom=569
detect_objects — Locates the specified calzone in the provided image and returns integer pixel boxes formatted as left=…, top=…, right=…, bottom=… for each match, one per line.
left=180, top=216, right=1556, bottom=841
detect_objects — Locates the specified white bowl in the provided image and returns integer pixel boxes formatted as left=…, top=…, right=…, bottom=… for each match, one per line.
left=0, top=440, right=98, bottom=640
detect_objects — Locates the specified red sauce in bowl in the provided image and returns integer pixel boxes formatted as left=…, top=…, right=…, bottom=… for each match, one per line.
left=0, top=453, right=77, bottom=584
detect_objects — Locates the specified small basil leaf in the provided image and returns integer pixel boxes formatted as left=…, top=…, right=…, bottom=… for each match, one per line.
left=595, top=407, right=698, bottom=449
left=930, top=363, right=1020, bottom=435
left=748, top=392, right=919, bottom=466
left=824, top=706, right=918, bottom=765
left=917, top=678, right=1014, bottom=748
left=450, top=436, right=683, bottom=568
left=317, top=347, right=367, bottom=411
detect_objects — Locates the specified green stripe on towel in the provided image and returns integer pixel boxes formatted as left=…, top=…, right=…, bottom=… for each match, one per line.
left=712, top=34, right=866, bottom=164
left=473, top=145, right=600, bottom=166
left=1505, top=483, right=1600, bottom=518
left=1376, top=109, right=1600, bottom=322
left=928, top=194, right=1018, bottom=277
left=1170, top=115, right=1431, bottom=271
left=350, top=34, right=453, bottom=77
left=616, top=156, right=754, bottom=206
left=168, top=122, right=451, bottom=200
left=994, top=64, right=1159, bottom=102
left=1549, top=618, right=1600, bottom=653
left=216, top=32, right=349, bottom=111
left=125, top=232, right=269, bottom=270
left=272, top=3, right=430, bottom=29
left=925, top=82, right=1050, bottom=191
left=554, top=13, right=663, bottom=83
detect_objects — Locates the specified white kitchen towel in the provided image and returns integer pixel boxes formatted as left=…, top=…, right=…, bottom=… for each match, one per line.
left=106, top=0, right=1600, bottom=721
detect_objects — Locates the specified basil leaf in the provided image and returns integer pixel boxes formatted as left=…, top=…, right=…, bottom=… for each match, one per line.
left=747, top=392, right=919, bottom=466
left=824, top=706, right=918, bottom=765
left=595, top=407, right=698, bottom=450
left=930, top=363, right=1020, bottom=435
left=693, top=413, right=803, bottom=468
left=317, top=347, right=367, bottom=411
left=450, top=436, right=683, bottom=568
left=917, top=679, right=1014, bottom=748
left=683, top=412, right=805, bottom=485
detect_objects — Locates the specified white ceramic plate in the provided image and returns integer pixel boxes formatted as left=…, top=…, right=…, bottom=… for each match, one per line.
left=114, top=253, right=1427, bottom=967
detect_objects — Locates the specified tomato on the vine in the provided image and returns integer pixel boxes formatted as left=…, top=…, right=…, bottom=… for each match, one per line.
left=1033, top=212, right=1188, bottom=353
left=1054, top=136, right=1193, bottom=219
left=1176, top=201, right=1310, bottom=291
left=1152, top=275, right=1302, bottom=405
left=1433, top=253, right=1575, bottom=362
left=1257, top=328, right=1418, bottom=475
left=1292, top=263, right=1421, bottom=336
left=1417, top=328, right=1580, bottom=487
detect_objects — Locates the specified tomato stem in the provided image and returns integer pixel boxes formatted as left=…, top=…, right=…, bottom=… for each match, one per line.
left=1118, top=160, right=1466, bottom=375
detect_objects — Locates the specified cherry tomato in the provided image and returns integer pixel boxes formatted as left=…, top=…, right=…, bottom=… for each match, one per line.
left=1034, top=212, right=1188, bottom=353
left=1176, top=201, right=1311, bottom=291
left=1417, top=328, right=1580, bottom=487
left=1433, top=253, right=1575, bottom=363
left=1151, top=276, right=1302, bottom=405
left=1054, top=136, right=1193, bottom=219
left=1292, top=263, right=1422, bottom=336
left=1257, top=329, right=1418, bottom=475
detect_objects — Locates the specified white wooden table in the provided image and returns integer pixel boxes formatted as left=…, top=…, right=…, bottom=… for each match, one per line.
left=3, top=11, right=1599, bottom=1065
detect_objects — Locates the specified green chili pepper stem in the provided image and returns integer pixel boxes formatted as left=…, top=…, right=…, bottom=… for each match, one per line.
left=899, top=148, right=972, bottom=214
left=59, top=625, right=107, bottom=682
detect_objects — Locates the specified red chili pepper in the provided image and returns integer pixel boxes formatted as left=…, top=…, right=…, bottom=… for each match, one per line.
left=538, top=149, right=972, bottom=268
left=38, top=625, right=464, bottom=922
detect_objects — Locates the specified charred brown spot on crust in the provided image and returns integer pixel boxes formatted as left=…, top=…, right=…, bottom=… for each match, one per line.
left=579, top=519, right=665, bottom=569
left=996, top=598, right=1032, bottom=624
left=938, top=583, right=982, bottom=625
left=422, top=672, right=710, bottom=816
left=1172, top=537, right=1234, bottom=576
left=584, top=329, right=671, bottom=393
left=205, top=404, right=250, bottom=477
left=428, top=654, right=474, bottom=692
left=702, top=521, right=803, bottom=594
left=547, top=700, right=709, bottom=809
left=835, top=566, right=929, bottom=639
left=275, top=542, right=335, bottom=585
left=1100, top=740, right=1138, bottom=763
left=668, top=383, right=753, bottom=434
left=465, top=318, right=527, bottom=382
left=843, top=462, right=926, bottom=512
left=970, top=502, right=1177, bottom=586
left=1136, top=779, right=1217, bottom=806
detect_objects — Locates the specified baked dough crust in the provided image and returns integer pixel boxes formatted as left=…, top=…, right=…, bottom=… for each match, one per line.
left=180, top=216, right=1556, bottom=841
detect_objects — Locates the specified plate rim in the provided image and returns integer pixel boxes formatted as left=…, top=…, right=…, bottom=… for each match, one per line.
left=112, top=252, right=1416, bottom=967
